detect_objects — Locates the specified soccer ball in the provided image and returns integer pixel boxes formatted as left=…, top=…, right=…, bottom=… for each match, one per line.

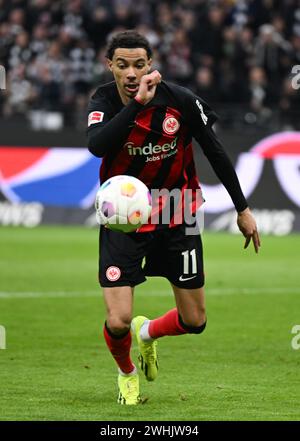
left=95, top=175, right=152, bottom=233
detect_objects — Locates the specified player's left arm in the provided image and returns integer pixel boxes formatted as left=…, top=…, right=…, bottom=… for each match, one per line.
left=184, top=92, right=261, bottom=253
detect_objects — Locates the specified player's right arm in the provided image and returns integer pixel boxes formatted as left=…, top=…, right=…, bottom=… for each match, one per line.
left=86, top=92, right=144, bottom=157
left=87, top=72, right=161, bottom=157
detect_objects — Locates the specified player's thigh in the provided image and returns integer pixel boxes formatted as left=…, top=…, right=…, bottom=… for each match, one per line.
left=99, top=226, right=151, bottom=287
left=171, top=284, right=206, bottom=327
left=103, top=286, right=134, bottom=332
left=165, top=224, right=205, bottom=289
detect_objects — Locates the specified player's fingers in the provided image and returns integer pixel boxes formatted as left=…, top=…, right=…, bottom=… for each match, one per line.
left=244, top=236, right=251, bottom=249
left=257, top=231, right=261, bottom=247
left=146, top=76, right=160, bottom=86
left=151, top=69, right=161, bottom=77
left=252, top=231, right=260, bottom=253
left=148, top=77, right=161, bottom=86
left=150, top=70, right=162, bottom=83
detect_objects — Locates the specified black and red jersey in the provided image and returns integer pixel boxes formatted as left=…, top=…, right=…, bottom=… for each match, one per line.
left=87, top=80, right=247, bottom=232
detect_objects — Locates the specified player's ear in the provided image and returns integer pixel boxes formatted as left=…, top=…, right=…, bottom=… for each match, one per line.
left=147, top=58, right=152, bottom=72
left=106, top=58, right=113, bottom=72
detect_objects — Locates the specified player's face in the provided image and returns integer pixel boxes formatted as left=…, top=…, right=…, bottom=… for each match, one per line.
left=107, top=48, right=152, bottom=104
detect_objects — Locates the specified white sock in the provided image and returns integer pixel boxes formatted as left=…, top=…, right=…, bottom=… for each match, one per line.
left=118, top=365, right=137, bottom=376
left=139, top=319, right=154, bottom=342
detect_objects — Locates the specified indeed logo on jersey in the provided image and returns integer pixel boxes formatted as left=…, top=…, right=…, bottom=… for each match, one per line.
left=124, top=138, right=178, bottom=162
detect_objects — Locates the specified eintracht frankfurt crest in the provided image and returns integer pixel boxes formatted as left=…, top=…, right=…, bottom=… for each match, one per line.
left=106, top=266, right=121, bottom=281
left=163, top=116, right=180, bottom=135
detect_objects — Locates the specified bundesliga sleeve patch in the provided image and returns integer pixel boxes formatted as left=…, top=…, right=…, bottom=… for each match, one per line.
left=88, top=111, right=104, bottom=126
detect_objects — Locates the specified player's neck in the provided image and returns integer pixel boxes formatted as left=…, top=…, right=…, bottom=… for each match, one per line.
left=116, top=84, right=130, bottom=106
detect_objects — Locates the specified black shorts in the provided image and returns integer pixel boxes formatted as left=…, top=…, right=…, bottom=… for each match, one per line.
left=99, top=223, right=204, bottom=289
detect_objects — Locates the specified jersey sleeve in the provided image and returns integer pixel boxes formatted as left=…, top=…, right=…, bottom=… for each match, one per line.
left=183, top=90, right=248, bottom=212
left=86, top=93, right=113, bottom=132
left=86, top=91, right=143, bottom=158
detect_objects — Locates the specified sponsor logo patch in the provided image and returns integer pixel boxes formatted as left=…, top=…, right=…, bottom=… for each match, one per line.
left=125, top=138, right=178, bottom=156
left=162, top=116, right=180, bottom=135
left=88, top=111, right=104, bottom=126
left=106, top=266, right=121, bottom=282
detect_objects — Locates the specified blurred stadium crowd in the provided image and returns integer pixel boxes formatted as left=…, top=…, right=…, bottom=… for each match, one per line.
left=0, top=0, right=299, bottom=131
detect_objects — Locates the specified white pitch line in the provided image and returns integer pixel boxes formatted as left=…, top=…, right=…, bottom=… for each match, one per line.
left=0, top=291, right=100, bottom=299
left=0, top=287, right=299, bottom=299
left=207, top=287, right=300, bottom=295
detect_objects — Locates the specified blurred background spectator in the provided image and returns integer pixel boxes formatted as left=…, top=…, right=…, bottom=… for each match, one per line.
left=0, top=0, right=299, bottom=131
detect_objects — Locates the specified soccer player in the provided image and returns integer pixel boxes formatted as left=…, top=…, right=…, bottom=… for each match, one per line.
left=87, top=30, right=260, bottom=405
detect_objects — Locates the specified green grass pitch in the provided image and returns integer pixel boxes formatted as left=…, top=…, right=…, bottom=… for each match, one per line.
left=0, top=226, right=299, bottom=421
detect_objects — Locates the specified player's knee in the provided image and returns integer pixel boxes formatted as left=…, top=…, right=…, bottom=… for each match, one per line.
left=106, top=315, right=131, bottom=335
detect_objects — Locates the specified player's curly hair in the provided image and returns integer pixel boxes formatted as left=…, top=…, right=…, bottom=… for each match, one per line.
left=106, top=30, right=153, bottom=60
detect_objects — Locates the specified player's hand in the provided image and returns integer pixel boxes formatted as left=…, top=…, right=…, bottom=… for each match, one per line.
left=237, top=207, right=261, bottom=253
left=135, top=70, right=162, bottom=105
